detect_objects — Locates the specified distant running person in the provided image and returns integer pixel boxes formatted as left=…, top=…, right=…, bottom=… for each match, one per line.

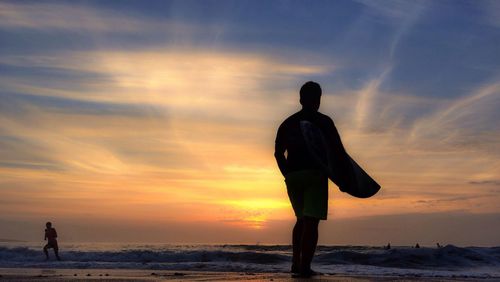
left=275, top=81, right=349, bottom=278
left=43, top=222, right=61, bottom=261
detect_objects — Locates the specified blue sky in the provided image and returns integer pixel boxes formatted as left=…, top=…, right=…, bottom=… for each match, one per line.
left=0, top=0, right=499, bottom=244
left=2, top=0, right=499, bottom=97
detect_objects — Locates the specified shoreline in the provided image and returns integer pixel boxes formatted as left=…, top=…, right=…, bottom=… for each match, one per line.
left=0, top=268, right=498, bottom=281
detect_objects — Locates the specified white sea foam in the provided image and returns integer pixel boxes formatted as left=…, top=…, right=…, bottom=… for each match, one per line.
left=0, top=243, right=498, bottom=279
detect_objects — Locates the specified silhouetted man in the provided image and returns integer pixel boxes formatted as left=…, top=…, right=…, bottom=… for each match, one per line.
left=43, top=222, right=61, bottom=261
left=275, top=81, right=348, bottom=277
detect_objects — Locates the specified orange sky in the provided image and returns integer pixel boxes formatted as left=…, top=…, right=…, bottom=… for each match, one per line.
left=1, top=1, right=499, bottom=245
left=2, top=49, right=499, bottom=235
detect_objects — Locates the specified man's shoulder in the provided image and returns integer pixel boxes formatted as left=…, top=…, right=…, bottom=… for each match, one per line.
left=316, top=111, right=333, bottom=121
left=279, top=111, right=302, bottom=127
left=313, top=112, right=335, bottom=129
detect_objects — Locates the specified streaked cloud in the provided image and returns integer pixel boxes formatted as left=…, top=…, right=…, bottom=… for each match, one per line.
left=409, top=80, right=500, bottom=152
left=0, top=1, right=186, bottom=33
left=355, top=0, right=428, bottom=21
left=469, top=180, right=500, bottom=186
left=480, top=0, right=500, bottom=28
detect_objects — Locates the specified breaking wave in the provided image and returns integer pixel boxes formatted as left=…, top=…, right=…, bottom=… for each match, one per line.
left=0, top=243, right=499, bottom=278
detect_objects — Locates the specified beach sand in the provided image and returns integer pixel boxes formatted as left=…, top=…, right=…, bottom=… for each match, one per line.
left=0, top=268, right=496, bottom=281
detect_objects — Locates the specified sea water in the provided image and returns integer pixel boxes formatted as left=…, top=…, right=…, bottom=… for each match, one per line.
left=0, top=242, right=499, bottom=279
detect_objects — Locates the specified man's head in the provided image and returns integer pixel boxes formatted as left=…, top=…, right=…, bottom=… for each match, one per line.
left=46, top=222, right=52, bottom=228
left=300, top=81, right=322, bottom=111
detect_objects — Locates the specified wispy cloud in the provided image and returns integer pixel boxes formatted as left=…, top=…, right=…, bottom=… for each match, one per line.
left=0, top=49, right=330, bottom=183
left=409, top=80, right=500, bottom=151
left=355, top=0, right=428, bottom=59
left=355, top=0, right=428, bottom=22
left=0, top=1, right=184, bottom=33
left=0, top=47, right=330, bottom=227
left=480, top=0, right=500, bottom=28
left=353, top=67, right=392, bottom=131
left=469, top=180, right=500, bottom=186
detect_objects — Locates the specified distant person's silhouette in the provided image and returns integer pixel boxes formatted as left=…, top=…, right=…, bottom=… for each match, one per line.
left=386, top=243, right=391, bottom=250
left=415, top=243, right=420, bottom=249
left=275, top=81, right=349, bottom=278
left=43, top=222, right=61, bottom=260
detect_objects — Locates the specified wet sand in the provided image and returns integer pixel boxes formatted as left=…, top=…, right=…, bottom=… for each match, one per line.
left=0, top=268, right=497, bottom=281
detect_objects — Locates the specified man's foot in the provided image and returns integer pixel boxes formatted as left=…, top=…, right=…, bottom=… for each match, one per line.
left=291, top=269, right=322, bottom=278
left=290, top=265, right=300, bottom=274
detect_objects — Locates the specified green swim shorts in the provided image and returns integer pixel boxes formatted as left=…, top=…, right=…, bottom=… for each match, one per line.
left=285, top=169, right=328, bottom=220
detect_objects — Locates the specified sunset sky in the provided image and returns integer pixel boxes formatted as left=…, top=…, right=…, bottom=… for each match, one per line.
left=1, top=0, right=499, bottom=245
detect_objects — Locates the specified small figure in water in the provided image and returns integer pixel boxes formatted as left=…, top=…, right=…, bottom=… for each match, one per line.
left=415, top=243, right=420, bottom=248
left=43, top=222, right=61, bottom=260
left=385, top=243, right=391, bottom=250
left=436, top=243, right=442, bottom=248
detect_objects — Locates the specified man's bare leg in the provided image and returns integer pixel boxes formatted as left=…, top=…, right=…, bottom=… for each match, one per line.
left=300, top=216, right=319, bottom=274
left=291, top=218, right=303, bottom=272
left=54, top=247, right=61, bottom=261
left=43, top=246, right=49, bottom=260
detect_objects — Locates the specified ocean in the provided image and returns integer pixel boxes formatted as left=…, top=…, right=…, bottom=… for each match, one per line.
left=0, top=243, right=499, bottom=279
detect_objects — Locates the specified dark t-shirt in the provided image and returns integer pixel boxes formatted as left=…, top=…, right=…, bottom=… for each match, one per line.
left=275, top=109, right=349, bottom=184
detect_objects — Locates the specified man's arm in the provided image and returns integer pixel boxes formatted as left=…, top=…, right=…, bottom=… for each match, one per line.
left=274, top=125, right=288, bottom=177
